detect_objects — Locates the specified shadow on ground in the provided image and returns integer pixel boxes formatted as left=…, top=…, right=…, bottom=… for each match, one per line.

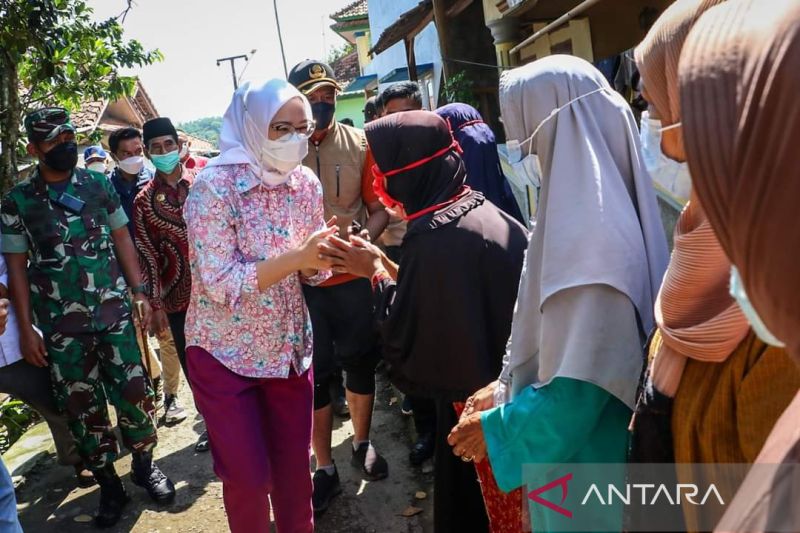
left=17, top=427, right=220, bottom=532
left=16, top=371, right=433, bottom=532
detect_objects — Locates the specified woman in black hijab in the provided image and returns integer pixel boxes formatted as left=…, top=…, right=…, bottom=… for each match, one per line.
left=319, top=111, right=528, bottom=533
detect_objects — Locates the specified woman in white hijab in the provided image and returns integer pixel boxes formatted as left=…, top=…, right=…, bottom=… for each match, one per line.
left=448, top=55, right=669, bottom=532
left=184, top=79, right=336, bottom=533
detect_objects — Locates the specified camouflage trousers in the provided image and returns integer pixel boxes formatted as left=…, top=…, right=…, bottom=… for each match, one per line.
left=44, top=315, right=157, bottom=471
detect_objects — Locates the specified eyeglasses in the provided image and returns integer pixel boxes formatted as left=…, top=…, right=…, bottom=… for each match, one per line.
left=269, top=120, right=316, bottom=138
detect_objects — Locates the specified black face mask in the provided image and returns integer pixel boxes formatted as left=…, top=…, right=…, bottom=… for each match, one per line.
left=43, top=141, right=78, bottom=171
left=311, top=102, right=336, bottom=131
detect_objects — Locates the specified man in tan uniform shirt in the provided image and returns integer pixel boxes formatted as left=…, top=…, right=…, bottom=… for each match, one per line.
left=289, top=60, right=390, bottom=515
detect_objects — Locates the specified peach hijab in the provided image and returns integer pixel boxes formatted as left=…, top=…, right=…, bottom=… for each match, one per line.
left=679, top=0, right=800, bottom=363
left=635, top=0, right=749, bottom=397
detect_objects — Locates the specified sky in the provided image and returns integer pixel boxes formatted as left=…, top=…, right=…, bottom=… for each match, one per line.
left=89, top=0, right=359, bottom=123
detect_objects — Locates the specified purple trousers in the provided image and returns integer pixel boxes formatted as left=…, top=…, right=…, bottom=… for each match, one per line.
left=187, top=347, right=314, bottom=533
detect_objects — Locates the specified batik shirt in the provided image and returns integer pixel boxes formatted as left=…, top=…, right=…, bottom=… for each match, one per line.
left=0, top=167, right=130, bottom=334
left=184, top=163, right=330, bottom=378
left=133, top=167, right=194, bottom=314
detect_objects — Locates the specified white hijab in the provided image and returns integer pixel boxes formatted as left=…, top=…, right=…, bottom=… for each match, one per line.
left=207, top=78, right=312, bottom=178
left=498, top=55, right=669, bottom=405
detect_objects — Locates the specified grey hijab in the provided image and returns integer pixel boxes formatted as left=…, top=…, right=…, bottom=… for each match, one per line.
left=498, top=55, right=669, bottom=407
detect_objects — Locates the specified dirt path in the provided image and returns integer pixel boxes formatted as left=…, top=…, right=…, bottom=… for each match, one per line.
left=16, top=371, right=434, bottom=532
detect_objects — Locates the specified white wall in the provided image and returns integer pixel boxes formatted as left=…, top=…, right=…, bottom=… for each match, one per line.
left=364, top=0, right=444, bottom=108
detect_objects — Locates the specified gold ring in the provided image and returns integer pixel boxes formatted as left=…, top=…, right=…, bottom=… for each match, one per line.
left=461, top=455, right=474, bottom=463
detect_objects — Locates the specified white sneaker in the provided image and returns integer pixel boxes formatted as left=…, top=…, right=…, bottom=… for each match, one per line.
left=164, top=395, right=188, bottom=424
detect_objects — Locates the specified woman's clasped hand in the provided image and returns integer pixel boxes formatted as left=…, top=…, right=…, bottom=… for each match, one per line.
left=317, top=233, right=387, bottom=279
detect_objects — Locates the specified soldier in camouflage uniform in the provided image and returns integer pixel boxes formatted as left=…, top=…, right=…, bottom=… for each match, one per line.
left=1, top=108, right=175, bottom=528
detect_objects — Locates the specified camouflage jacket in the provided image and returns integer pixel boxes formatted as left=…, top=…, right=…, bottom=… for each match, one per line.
left=1, top=167, right=131, bottom=334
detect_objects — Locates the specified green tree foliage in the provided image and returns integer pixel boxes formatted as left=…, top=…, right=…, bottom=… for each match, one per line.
left=178, top=116, right=222, bottom=149
left=442, top=71, right=479, bottom=109
left=0, top=399, right=40, bottom=453
left=327, top=42, right=355, bottom=65
left=0, top=0, right=162, bottom=192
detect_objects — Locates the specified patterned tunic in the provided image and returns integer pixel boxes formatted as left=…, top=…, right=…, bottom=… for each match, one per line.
left=184, top=163, right=330, bottom=378
left=133, top=167, right=194, bottom=313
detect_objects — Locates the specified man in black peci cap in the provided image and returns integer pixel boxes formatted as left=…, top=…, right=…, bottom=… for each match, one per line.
left=135, top=118, right=210, bottom=453
left=288, top=60, right=390, bottom=515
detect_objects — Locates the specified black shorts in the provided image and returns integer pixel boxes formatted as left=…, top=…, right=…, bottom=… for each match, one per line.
left=303, top=278, right=379, bottom=408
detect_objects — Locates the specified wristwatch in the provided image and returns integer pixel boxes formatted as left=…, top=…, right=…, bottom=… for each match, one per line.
left=131, top=284, right=148, bottom=295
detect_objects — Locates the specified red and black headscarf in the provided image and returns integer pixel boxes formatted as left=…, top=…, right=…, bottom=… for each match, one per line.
left=365, top=111, right=470, bottom=222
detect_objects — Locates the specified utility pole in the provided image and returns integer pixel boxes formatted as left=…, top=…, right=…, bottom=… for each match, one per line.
left=216, top=54, right=249, bottom=90
left=273, top=0, right=289, bottom=78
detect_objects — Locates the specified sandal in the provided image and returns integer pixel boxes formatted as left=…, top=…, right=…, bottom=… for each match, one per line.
left=194, top=430, right=210, bottom=453
left=74, top=463, right=97, bottom=488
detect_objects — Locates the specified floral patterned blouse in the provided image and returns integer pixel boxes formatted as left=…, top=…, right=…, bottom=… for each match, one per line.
left=184, top=163, right=330, bottom=378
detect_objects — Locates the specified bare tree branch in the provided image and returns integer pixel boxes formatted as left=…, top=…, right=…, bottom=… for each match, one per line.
left=117, top=0, right=135, bottom=24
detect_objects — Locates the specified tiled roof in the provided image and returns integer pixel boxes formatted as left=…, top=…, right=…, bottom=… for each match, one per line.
left=132, top=81, right=159, bottom=121
left=73, top=78, right=158, bottom=131
left=331, top=50, right=361, bottom=86
left=331, top=0, right=368, bottom=21
left=71, top=100, right=107, bottom=130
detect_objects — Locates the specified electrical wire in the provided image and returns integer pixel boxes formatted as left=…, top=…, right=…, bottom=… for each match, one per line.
left=237, top=49, right=257, bottom=85
left=443, top=57, right=512, bottom=70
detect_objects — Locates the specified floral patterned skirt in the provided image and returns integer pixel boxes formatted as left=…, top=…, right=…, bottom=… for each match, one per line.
left=454, top=402, right=525, bottom=533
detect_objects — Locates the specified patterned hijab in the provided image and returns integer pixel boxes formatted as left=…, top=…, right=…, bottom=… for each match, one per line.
left=635, top=0, right=749, bottom=396
left=680, top=0, right=800, bottom=362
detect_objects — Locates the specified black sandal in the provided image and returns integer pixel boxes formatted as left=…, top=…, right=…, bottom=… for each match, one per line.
left=194, top=430, right=210, bottom=453
left=74, top=464, right=97, bottom=488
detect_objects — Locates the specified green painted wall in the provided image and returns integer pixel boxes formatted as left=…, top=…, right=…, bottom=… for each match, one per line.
left=336, top=93, right=366, bottom=129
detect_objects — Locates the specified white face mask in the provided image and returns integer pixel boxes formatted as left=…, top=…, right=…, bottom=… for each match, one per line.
left=506, top=138, right=542, bottom=189
left=87, top=161, right=106, bottom=173
left=244, top=110, right=310, bottom=187
left=505, top=87, right=610, bottom=209
left=259, top=133, right=308, bottom=186
left=179, top=143, right=189, bottom=160
left=117, top=155, right=144, bottom=175
left=729, top=266, right=785, bottom=347
left=639, top=111, right=691, bottom=203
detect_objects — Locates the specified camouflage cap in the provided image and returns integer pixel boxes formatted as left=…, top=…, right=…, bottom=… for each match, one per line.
left=24, top=107, right=76, bottom=142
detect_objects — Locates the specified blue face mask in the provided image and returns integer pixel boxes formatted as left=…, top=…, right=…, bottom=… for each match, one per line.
left=150, top=150, right=180, bottom=174
left=504, top=87, right=610, bottom=215
left=729, top=266, right=785, bottom=347
left=506, top=139, right=542, bottom=189
left=639, top=111, right=692, bottom=203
